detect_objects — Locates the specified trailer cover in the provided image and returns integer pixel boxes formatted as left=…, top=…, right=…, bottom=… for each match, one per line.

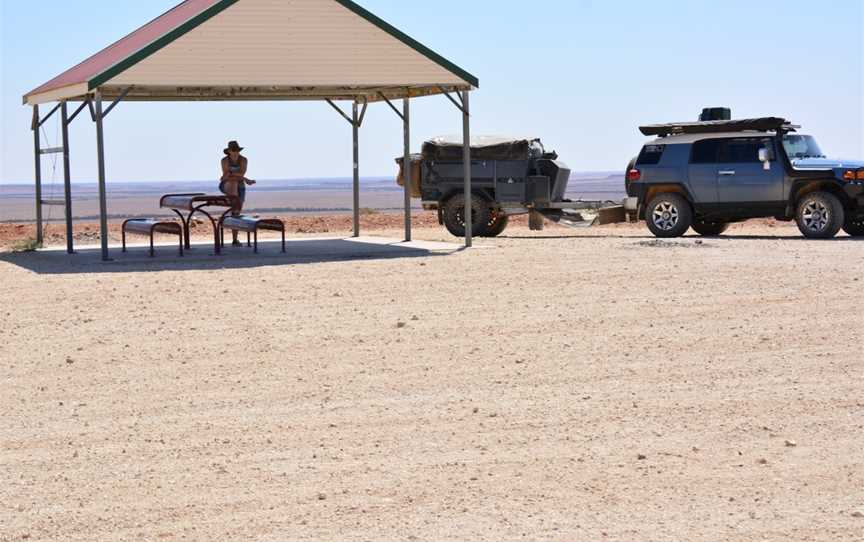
left=421, top=135, right=537, bottom=161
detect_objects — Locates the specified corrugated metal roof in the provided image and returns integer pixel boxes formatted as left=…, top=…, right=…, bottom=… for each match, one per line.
left=24, top=0, right=227, bottom=102
left=23, top=0, right=478, bottom=105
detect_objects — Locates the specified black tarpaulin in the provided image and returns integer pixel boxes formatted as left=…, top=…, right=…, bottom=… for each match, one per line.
left=421, top=136, right=537, bottom=161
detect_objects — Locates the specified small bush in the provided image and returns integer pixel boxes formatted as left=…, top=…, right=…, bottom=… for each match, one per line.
left=359, top=207, right=379, bottom=216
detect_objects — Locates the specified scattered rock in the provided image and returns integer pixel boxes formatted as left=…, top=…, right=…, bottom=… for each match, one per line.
left=317, top=493, right=327, bottom=501
left=65, top=357, right=74, bottom=365
left=757, top=458, right=768, bottom=465
left=784, top=440, right=797, bottom=447
left=851, top=510, right=863, bottom=518
left=637, top=454, right=647, bottom=460
left=396, top=322, right=407, bottom=329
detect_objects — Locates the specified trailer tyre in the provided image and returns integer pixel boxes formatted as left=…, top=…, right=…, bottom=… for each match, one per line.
left=691, top=221, right=729, bottom=237
left=795, top=191, right=844, bottom=239
left=442, top=193, right=491, bottom=238
left=483, top=210, right=509, bottom=237
left=842, top=216, right=864, bottom=237
left=645, top=193, right=693, bottom=238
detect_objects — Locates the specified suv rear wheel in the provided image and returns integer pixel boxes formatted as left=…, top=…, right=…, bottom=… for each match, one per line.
left=691, top=221, right=729, bottom=237
left=795, top=191, right=844, bottom=239
left=442, top=192, right=492, bottom=238
left=842, top=216, right=864, bottom=237
left=645, top=193, right=693, bottom=238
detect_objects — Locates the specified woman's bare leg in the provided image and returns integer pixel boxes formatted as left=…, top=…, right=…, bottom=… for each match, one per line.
left=225, top=181, right=242, bottom=244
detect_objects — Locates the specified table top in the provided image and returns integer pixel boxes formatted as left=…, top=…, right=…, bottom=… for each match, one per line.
left=160, top=193, right=234, bottom=211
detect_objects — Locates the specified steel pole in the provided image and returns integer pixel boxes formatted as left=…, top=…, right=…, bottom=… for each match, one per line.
left=352, top=101, right=360, bottom=238
left=462, top=90, right=472, bottom=248
left=403, top=98, right=411, bottom=242
left=94, top=91, right=110, bottom=261
left=60, top=102, right=74, bottom=254
left=32, top=105, right=44, bottom=246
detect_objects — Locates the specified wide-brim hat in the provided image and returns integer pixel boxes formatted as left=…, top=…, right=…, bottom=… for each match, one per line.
left=224, top=141, right=244, bottom=155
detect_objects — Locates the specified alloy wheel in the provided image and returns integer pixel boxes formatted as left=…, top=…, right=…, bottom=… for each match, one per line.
left=652, top=202, right=680, bottom=231
left=801, top=200, right=830, bottom=233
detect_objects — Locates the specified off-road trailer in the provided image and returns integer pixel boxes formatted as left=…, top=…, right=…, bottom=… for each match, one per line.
left=397, top=136, right=627, bottom=237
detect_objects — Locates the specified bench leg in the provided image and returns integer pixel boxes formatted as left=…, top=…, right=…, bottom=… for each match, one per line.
left=178, top=232, right=184, bottom=257
left=254, top=230, right=258, bottom=254
left=281, top=228, right=286, bottom=253
left=122, top=228, right=127, bottom=253
left=149, top=234, right=155, bottom=258
left=247, top=231, right=251, bottom=248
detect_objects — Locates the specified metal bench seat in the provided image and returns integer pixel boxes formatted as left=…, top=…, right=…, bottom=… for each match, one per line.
left=122, top=219, right=184, bottom=257
left=220, top=215, right=286, bottom=253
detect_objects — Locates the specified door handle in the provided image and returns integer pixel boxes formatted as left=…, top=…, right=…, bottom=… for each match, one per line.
left=718, top=170, right=736, bottom=176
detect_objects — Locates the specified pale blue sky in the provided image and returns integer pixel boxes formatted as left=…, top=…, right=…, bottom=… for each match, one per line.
left=1, top=0, right=862, bottom=184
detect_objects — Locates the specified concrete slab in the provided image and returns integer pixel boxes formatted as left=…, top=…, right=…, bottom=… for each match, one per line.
left=0, top=236, right=466, bottom=275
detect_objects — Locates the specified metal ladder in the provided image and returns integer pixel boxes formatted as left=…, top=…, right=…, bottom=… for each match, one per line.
left=33, top=103, right=75, bottom=253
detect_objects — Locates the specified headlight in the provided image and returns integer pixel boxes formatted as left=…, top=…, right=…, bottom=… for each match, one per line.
left=841, top=170, right=864, bottom=181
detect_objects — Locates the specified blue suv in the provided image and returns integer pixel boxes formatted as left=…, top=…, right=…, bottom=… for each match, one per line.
left=626, top=111, right=864, bottom=239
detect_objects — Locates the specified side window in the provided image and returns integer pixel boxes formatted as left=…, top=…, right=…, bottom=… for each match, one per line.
left=718, top=139, right=762, bottom=163
left=636, top=144, right=665, bottom=166
left=690, top=140, right=721, bottom=164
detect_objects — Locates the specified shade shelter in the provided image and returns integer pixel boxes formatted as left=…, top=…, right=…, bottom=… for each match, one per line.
left=24, top=0, right=478, bottom=261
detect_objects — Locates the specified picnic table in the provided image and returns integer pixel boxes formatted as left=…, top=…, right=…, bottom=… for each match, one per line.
left=160, top=193, right=237, bottom=253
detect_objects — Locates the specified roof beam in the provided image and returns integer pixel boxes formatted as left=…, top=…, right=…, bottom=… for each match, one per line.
left=32, top=102, right=61, bottom=130
left=378, top=92, right=404, bottom=121
left=326, top=99, right=354, bottom=125
left=67, top=99, right=91, bottom=124
left=99, top=87, right=131, bottom=119
left=439, top=87, right=466, bottom=114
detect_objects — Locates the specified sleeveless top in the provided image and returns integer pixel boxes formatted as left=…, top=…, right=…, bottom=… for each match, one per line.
left=227, top=156, right=243, bottom=175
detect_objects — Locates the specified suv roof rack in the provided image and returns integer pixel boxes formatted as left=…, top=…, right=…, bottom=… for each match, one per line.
left=639, top=117, right=798, bottom=137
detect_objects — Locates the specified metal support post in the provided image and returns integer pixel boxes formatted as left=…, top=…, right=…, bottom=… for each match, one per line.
left=462, top=90, right=472, bottom=248
left=403, top=98, right=411, bottom=242
left=94, top=91, right=110, bottom=261
left=352, top=102, right=360, bottom=238
left=32, top=105, right=43, bottom=246
left=60, top=102, right=74, bottom=254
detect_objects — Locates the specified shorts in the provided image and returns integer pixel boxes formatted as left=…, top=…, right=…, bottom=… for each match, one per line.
left=219, top=180, right=246, bottom=204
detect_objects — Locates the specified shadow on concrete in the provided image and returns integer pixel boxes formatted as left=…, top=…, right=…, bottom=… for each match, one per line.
left=0, top=236, right=464, bottom=275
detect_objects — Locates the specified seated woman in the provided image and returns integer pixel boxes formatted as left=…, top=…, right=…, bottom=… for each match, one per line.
left=219, top=140, right=256, bottom=246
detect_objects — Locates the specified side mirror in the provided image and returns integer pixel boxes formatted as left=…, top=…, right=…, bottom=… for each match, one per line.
left=758, top=147, right=772, bottom=170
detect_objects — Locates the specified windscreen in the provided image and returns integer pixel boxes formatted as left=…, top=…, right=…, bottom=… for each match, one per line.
left=783, top=135, right=824, bottom=159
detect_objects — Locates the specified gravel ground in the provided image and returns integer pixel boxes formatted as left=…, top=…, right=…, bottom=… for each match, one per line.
left=1, top=220, right=862, bottom=541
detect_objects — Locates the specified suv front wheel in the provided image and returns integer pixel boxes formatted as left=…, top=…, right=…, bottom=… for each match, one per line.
left=645, top=193, right=693, bottom=238
left=795, top=191, right=844, bottom=239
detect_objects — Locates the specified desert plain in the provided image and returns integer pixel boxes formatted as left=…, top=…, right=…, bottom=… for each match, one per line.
left=1, top=215, right=862, bottom=541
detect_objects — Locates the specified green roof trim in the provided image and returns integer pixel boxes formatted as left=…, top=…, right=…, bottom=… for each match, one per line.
left=332, top=0, right=479, bottom=88
left=88, top=0, right=240, bottom=90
